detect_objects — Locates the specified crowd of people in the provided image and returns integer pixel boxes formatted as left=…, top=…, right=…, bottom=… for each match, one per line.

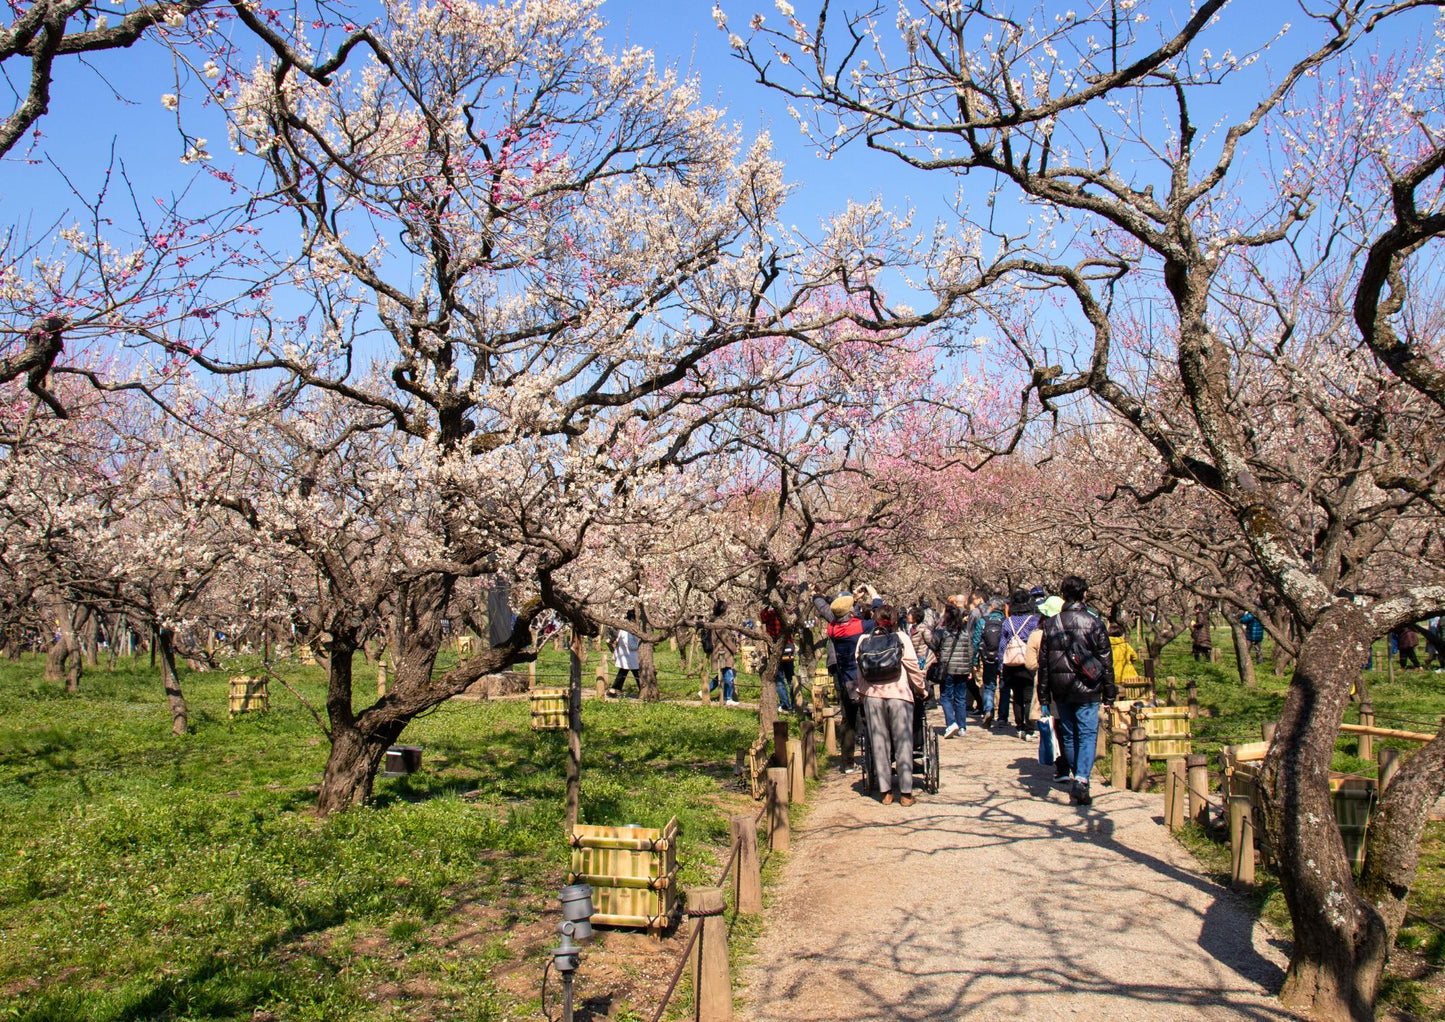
left=800, top=575, right=1117, bottom=808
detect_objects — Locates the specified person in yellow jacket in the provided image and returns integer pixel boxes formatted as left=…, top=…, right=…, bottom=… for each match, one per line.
left=1108, top=620, right=1140, bottom=688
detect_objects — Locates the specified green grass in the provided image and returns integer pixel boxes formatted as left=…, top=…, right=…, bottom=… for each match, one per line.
left=1145, top=626, right=1445, bottom=1017
left=0, top=647, right=769, bottom=1021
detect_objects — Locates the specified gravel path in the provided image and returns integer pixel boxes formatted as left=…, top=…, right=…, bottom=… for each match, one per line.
left=740, top=711, right=1294, bottom=1021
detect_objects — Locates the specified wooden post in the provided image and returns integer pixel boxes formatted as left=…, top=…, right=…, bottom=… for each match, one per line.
left=1378, top=746, right=1401, bottom=791
left=729, top=815, right=762, bottom=914
left=1387, top=638, right=1395, bottom=685
left=1358, top=703, right=1375, bottom=761
left=787, top=738, right=806, bottom=804
left=1187, top=753, right=1210, bottom=828
left=824, top=713, right=839, bottom=755
left=688, top=887, right=731, bottom=1022
left=1186, top=678, right=1199, bottom=719
left=1110, top=726, right=1128, bottom=788
left=772, top=721, right=790, bottom=768
left=1129, top=725, right=1149, bottom=791
left=1166, top=675, right=1178, bottom=706
left=800, top=719, right=818, bottom=779
left=376, top=661, right=387, bottom=698
left=1229, top=793, right=1256, bottom=887
left=1096, top=707, right=1110, bottom=767
left=1165, top=757, right=1187, bottom=832
left=595, top=660, right=607, bottom=701
left=1262, top=721, right=1277, bottom=743
left=528, top=660, right=536, bottom=687
left=767, top=767, right=790, bottom=852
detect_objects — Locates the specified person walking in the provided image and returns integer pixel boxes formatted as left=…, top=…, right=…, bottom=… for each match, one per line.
left=609, top=610, right=642, bottom=698
left=1028, top=596, right=1069, bottom=781
left=1108, top=620, right=1140, bottom=691
left=998, top=590, right=1040, bottom=737
left=1037, top=576, right=1115, bottom=806
left=974, top=596, right=1006, bottom=729
left=814, top=587, right=876, bottom=773
left=856, top=604, right=922, bottom=806
left=1397, top=626, right=1422, bottom=670
left=1190, top=605, right=1213, bottom=662
left=931, top=602, right=974, bottom=738
left=1239, top=610, right=1265, bottom=664
left=705, top=600, right=740, bottom=706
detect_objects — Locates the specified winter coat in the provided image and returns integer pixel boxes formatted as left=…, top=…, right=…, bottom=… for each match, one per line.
left=1190, top=613, right=1212, bottom=648
left=1037, top=602, right=1115, bottom=707
left=1240, top=612, right=1265, bottom=644
left=1109, top=635, right=1139, bottom=686
left=612, top=629, right=640, bottom=671
left=930, top=624, right=974, bottom=676
left=709, top=617, right=738, bottom=671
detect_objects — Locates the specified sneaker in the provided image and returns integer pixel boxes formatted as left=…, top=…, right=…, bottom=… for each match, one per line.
left=724, top=699, right=740, bottom=707
left=881, top=792, right=895, bottom=805
left=982, top=713, right=994, bottom=729
left=899, top=793, right=916, bottom=807
left=1071, top=782, right=1093, bottom=806
left=1053, top=774, right=1074, bottom=786
left=842, top=765, right=858, bottom=775
left=943, top=723, right=960, bottom=739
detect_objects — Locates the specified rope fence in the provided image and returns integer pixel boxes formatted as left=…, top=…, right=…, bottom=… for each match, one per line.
left=644, top=742, right=798, bottom=1022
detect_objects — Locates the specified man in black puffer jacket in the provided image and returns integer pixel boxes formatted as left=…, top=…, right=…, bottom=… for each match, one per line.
left=1037, top=574, right=1115, bottom=806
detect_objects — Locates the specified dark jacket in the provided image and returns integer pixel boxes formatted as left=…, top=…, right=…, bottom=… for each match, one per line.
left=1037, top=602, right=1115, bottom=707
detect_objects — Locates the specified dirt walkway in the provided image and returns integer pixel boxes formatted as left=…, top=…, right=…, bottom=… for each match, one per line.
left=741, top=712, right=1293, bottom=1021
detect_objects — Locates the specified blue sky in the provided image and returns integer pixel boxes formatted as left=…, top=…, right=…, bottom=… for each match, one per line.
left=2, top=0, right=1436, bottom=387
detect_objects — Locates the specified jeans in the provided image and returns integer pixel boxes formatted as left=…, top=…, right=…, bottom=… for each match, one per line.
left=709, top=666, right=737, bottom=702
left=775, top=665, right=793, bottom=711
left=863, top=695, right=914, bottom=794
left=981, top=661, right=1000, bottom=718
left=938, top=674, right=969, bottom=731
left=1055, top=700, right=1100, bottom=787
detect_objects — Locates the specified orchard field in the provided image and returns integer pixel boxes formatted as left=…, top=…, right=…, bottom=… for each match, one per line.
left=0, top=646, right=768, bottom=1022
left=5, top=626, right=1445, bottom=1019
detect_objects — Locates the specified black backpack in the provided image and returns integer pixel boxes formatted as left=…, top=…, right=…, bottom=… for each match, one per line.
left=857, top=631, right=903, bottom=683
left=980, top=615, right=1004, bottom=665
left=699, top=626, right=714, bottom=655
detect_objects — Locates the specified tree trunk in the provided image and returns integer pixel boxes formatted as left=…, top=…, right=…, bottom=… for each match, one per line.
left=1259, top=604, right=1387, bottom=1021
left=315, top=635, right=390, bottom=816
left=156, top=627, right=189, bottom=736
left=1229, top=617, right=1257, bottom=687
left=638, top=639, right=659, bottom=702
left=80, top=607, right=99, bottom=668
left=316, top=722, right=394, bottom=816
left=567, top=632, right=584, bottom=833
left=757, top=634, right=783, bottom=741
left=1360, top=727, right=1445, bottom=948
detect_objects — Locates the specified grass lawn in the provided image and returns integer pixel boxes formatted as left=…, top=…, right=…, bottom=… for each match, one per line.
left=0, top=642, right=779, bottom=1021
left=1147, top=625, right=1445, bottom=1018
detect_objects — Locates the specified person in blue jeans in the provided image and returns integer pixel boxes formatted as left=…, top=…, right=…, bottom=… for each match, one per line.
left=929, top=602, right=974, bottom=737
left=705, top=600, right=740, bottom=705
left=1036, top=575, right=1115, bottom=806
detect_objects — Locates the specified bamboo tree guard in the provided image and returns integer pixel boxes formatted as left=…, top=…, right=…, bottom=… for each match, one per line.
left=1129, top=704, right=1193, bottom=759
left=530, top=688, right=568, bottom=730
left=227, top=674, right=269, bottom=717
left=567, top=819, right=680, bottom=935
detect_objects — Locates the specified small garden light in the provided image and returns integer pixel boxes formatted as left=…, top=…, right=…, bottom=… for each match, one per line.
left=547, top=883, right=595, bottom=1022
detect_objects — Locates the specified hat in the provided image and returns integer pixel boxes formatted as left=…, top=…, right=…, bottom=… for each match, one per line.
left=1039, top=596, right=1064, bottom=618
left=830, top=594, right=855, bottom=616
left=1029, top=586, right=1046, bottom=599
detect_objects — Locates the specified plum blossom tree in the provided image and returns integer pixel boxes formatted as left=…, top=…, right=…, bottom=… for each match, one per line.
left=733, top=1, right=1445, bottom=1015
